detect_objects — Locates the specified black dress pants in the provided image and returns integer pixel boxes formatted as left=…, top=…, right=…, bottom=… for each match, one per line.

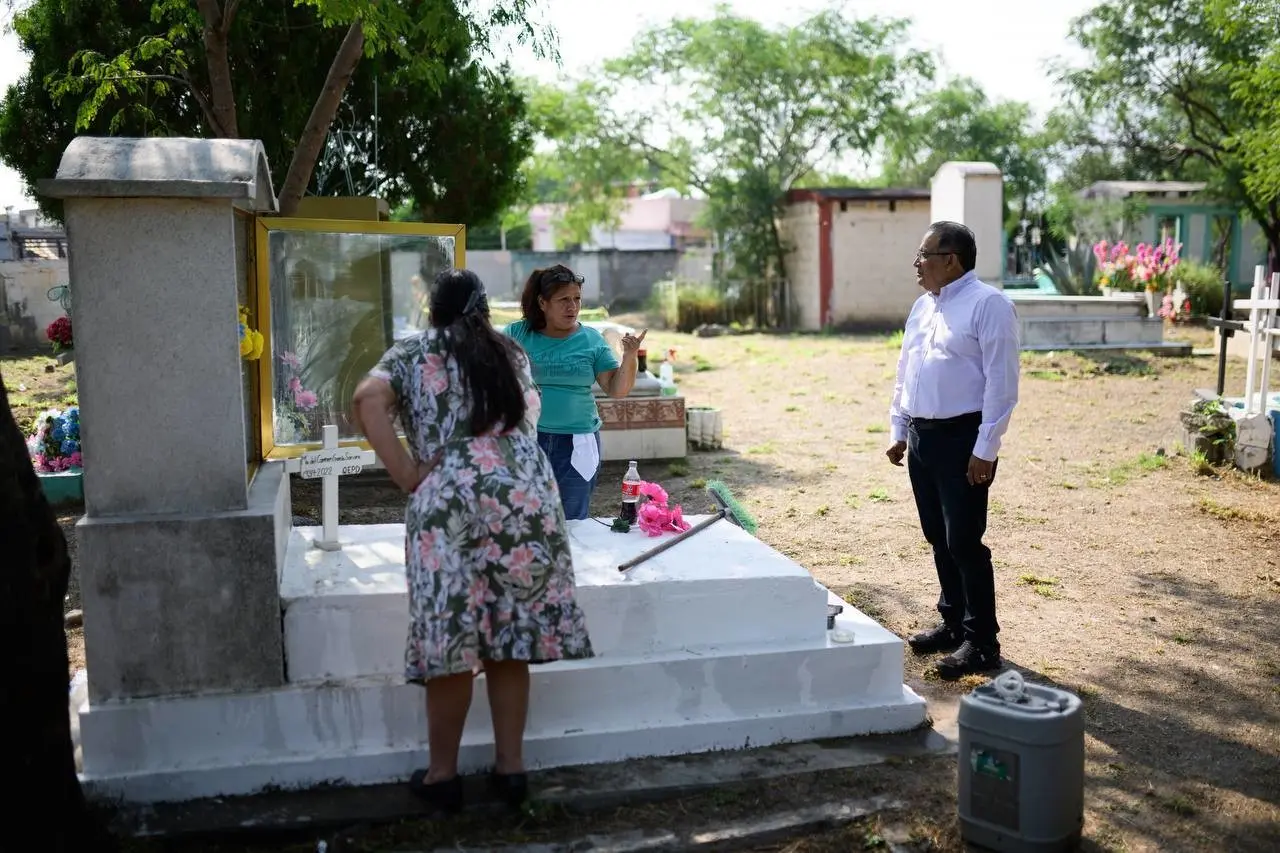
left=906, top=412, right=1000, bottom=648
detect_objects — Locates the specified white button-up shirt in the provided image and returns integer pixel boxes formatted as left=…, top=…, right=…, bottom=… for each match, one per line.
left=889, top=271, right=1020, bottom=461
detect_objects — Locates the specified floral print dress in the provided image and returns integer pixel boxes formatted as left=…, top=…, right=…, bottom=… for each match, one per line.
left=370, top=329, right=594, bottom=683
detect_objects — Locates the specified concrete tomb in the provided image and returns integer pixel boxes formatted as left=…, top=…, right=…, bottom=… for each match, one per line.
left=44, top=136, right=925, bottom=805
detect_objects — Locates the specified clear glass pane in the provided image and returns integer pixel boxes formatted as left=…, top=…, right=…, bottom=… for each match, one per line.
left=266, top=227, right=457, bottom=447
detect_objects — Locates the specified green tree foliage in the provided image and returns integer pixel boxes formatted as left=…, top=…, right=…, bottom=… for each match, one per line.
left=565, top=4, right=932, bottom=290
left=0, top=0, right=545, bottom=220
left=509, top=79, right=651, bottom=249
left=879, top=78, right=1047, bottom=230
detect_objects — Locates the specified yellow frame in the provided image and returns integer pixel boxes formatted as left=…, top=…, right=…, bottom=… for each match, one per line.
left=237, top=207, right=262, bottom=484
left=253, top=216, right=467, bottom=460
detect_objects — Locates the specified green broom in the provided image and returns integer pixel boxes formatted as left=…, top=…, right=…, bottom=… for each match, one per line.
left=617, top=479, right=758, bottom=572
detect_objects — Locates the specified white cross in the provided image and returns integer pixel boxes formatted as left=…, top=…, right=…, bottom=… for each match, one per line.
left=1234, top=269, right=1280, bottom=417
left=285, top=424, right=376, bottom=551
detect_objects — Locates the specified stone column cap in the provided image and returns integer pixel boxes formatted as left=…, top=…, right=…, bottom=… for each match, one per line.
left=38, top=136, right=277, bottom=211
left=932, top=161, right=1002, bottom=182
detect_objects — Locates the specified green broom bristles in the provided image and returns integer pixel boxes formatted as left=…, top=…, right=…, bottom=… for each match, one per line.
left=705, top=479, right=758, bottom=536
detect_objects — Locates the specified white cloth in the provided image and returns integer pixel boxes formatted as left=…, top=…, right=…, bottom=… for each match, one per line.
left=889, top=271, right=1021, bottom=461
left=570, top=432, right=600, bottom=482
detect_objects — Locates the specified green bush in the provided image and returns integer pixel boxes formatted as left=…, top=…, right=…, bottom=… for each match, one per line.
left=675, top=284, right=733, bottom=332
left=649, top=279, right=749, bottom=332
left=1174, top=261, right=1228, bottom=317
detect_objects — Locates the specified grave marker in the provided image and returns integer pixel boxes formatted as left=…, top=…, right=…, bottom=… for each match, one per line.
left=287, top=425, right=375, bottom=551
left=1235, top=269, right=1280, bottom=417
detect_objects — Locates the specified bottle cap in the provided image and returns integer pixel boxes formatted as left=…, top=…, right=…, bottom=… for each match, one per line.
left=638, top=348, right=647, bottom=356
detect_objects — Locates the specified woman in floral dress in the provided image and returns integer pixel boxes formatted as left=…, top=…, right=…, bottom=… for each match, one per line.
left=351, top=268, right=593, bottom=812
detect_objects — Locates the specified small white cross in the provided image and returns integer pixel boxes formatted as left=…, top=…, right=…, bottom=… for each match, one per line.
left=1234, top=270, right=1280, bottom=417
left=288, top=424, right=376, bottom=551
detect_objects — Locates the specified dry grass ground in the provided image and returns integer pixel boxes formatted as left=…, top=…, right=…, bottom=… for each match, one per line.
left=7, top=323, right=1279, bottom=852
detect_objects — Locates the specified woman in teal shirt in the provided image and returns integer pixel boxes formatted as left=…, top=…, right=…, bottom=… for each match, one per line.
left=505, top=265, right=645, bottom=519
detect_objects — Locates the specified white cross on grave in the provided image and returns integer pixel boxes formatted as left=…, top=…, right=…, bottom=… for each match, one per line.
left=1234, top=270, right=1280, bottom=417
left=287, top=424, right=376, bottom=552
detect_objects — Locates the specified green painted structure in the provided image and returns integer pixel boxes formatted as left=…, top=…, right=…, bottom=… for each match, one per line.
left=1078, top=181, right=1268, bottom=293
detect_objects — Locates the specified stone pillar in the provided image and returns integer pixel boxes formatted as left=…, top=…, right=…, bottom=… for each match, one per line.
left=40, top=137, right=290, bottom=702
left=930, top=162, right=1004, bottom=285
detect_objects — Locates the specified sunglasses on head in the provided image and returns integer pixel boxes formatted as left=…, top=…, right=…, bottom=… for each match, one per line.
left=540, top=267, right=585, bottom=289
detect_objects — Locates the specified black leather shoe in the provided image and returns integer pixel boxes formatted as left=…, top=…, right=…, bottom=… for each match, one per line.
left=907, top=623, right=962, bottom=655
left=409, top=770, right=463, bottom=813
left=934, top=641, right=1003, bottom=680
left=488, top=771, right=529, bottom=809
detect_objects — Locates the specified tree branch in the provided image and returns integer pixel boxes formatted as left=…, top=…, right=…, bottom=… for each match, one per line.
left=278, top=18, right=365, bottom=215
left=222, top=0, right=241, bottom=33
left=88, top=70, right=221, bottom=133
left=195, top=0, right=238, bottom=137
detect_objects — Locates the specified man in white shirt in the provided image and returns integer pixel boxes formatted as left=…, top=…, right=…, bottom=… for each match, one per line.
left=886, top=221, right=1020, bottom=679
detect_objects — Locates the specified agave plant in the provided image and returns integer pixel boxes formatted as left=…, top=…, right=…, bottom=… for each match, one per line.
left=1037, top=241, right=1099, bottom=296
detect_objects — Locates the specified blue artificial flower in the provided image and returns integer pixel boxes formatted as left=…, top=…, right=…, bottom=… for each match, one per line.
left=51, top=425, right=64, bottom=442
left=61, top=438, right=79, bottom=455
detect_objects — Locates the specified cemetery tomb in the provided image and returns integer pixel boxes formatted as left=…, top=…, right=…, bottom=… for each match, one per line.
left=77, top=459, right=926, bottom=802
left=46, top=135, right=926, bottom=806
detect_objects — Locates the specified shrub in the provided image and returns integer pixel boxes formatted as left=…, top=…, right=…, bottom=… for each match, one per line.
left=649, top=279, right=747, bottom=332
left=1174, top=260, right=1228, bottom=318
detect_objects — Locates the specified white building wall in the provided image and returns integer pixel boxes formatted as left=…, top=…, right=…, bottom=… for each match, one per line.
left=1, top=259, right=70, bottom=351
left=829, top=200, right=932, bottom=329
left=778, top=200, right=820, bottom=330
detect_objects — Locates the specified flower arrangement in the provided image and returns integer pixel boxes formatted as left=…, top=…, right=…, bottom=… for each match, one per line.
left=46, top=316, right=73, bottom=353
left=1158, top=292, right=1194, bottom=324
left=238, top=304, right=264, bottom=361
left=276, top=350, right=320, bottom=444
left=636, top=481, right=691, bottom=537
left=1092, top=238, right=1183, bottom=293
left=27, top=406, right=82, bottom=473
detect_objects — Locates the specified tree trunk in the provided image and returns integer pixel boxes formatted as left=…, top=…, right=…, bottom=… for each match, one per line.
left=769, top=207, right=791, bottom=330
left=195, top=0, right=240, bottom=137
left=277, top=19, right=365, bottom=215
left=1264, top=224, right=1280, bottom=278
left=0, top=373, right=116, bottom=851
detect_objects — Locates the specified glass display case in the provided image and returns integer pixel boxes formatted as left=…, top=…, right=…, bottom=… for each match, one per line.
left=254, top=218, right=466, bottom=458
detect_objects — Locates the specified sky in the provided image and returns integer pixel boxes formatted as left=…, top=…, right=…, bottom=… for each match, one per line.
left=0, top=0, right=1095, bottom=210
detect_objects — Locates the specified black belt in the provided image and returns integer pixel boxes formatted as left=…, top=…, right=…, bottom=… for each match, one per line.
left=908, top=412, right=981, bottom=430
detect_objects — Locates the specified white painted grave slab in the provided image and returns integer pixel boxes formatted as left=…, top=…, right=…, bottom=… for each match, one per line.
left=280, top=518, right=834, bottom=678
left=75, top=517, right=926, bottom=804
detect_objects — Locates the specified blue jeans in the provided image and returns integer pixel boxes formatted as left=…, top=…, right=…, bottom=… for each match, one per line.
left=537, top=430, right=601, bottom=521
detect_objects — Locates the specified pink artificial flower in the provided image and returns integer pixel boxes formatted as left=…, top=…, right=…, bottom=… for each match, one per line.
left=68, top=451, right=83, bottom=468
left=280, top=351, right=303, bottom=370
left=294, top=389, right=318, bottom=410
left=288, top=376, right=302, bottom=393
left=639, top=481, right=669, bottom=507
left=637, top=499, right=692, bottom=536
left=637, top=502, right=671, bottom=536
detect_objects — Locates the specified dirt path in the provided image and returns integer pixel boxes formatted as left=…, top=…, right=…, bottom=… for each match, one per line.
left=50, top=327, right=1280, bottom=852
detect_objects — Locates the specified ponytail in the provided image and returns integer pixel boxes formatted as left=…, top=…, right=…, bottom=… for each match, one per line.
left=429, top=268, right=526, bottom=435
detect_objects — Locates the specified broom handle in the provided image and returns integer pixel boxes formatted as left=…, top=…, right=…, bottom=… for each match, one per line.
left=617, top=510, right=726, bottom=573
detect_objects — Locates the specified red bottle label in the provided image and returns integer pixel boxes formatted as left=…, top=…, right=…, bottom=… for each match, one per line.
left=622, top=481, right=641, bottom=497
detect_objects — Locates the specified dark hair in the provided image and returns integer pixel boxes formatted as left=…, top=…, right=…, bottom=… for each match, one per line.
left=928, top=221, right=978, bottom=273
left=429, top=268, right=526, bottom=435
left=519, top=264, right=585, bottom=330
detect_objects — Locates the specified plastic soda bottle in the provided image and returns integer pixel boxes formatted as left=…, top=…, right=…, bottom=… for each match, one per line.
left=620, top=460, right=641, bottom=523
